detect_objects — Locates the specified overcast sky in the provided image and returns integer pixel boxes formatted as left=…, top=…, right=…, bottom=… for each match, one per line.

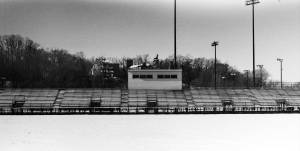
left=1, top=0, right=299, bottom=82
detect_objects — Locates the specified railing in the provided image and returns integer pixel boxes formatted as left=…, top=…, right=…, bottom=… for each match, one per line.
left=265, top=82, right=300, bottom=89
left=191, top=81, right=300, bottom=89
left=1, top=106, right=300, bottom=115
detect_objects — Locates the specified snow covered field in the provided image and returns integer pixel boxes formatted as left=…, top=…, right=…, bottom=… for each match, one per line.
left=1, top=114, right=300, bottom=151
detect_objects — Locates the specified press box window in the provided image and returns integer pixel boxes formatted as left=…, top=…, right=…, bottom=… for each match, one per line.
left=171, top=75, right=177, bottom=79
left=157, top=75, right=163, bottom=79
left=133, top=75, right=139, bottom=78
left=140, top=75, right=146, bottom=78
left=164, top=75, right=170, bottom=78
left=146, top=75, right=153, bottom=79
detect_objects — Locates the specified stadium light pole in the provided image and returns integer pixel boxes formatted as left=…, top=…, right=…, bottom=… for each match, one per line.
left=174, top=0, right=177, bottom=69
left=246, top=0, right=260, bottom=87
left=277, top=58, right=283, bottom=88
left=211, top=41, right=219, bottom=89
left=244, top=70, right=249, bottom=89
left=256, top=65, right=263, bottom=87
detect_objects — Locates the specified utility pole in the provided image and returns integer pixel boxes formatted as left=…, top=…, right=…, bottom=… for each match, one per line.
left=174, top=0, right=177, bottom=69
left=244, top=70, right=249, bottom=89
left=256, top=65, right=263, bottom=87
left=246, top=0, right=260, bottom=87
left=277, top=58, right=283, bottom=88
left=211, top=41, right=219, bottom=89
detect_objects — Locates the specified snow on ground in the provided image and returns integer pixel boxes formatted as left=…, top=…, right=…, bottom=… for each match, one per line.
left=0, top=114, right=300, bottom=151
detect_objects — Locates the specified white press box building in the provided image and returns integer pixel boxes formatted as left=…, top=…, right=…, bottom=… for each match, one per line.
left=128, top=69, right=182, bottom=90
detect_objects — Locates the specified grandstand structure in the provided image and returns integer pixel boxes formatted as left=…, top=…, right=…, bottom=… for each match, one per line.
left=1, top=88, right=300, bottom=114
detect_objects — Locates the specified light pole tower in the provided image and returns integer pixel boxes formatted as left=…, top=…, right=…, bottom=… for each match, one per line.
left=277, top=58, right=283, bottom=88
left=174, top=0, right=177, bottom=69
left=211, top=41, right=219, bottom=89
left=246, top=0, right=260, bottom=87
left=256, top=65, right=263, bottom=87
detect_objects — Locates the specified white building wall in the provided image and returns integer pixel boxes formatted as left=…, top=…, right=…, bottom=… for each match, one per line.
left=128, top=69, right=182, bottom=90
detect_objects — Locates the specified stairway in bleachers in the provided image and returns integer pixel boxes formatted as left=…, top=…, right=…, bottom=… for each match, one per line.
left=184, top=90, right=195, bottom=108
left=121, top=89, right=129, bottom=107
left=146, top=93, right=157, bottom=108
left=53, top=90, right=62, bottom=108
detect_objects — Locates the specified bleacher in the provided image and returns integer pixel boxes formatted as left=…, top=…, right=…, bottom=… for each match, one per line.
left=191, top=89, right=223, bottom=107
left=101, top=89, right=121, bottom=107
left=0, top=89, right=58, bottom=109
left=189, top=88, right=300, bottom=110
left=0, top=96, right=14, bottom=109
left=59, top=89, right=122, bottom=108
left=127, top=90, right=147, bottom=107
left=0, top=88, right=300, bottom=114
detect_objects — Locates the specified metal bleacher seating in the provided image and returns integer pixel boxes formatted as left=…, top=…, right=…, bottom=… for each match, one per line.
left=59, top=89, right=122, bottom=108
left=59, top=90, right=93, bottom=108
left=128, top=90, right=147, bottom=107
left=1, top=88, right=300, bottom=114
left=101, top=89, right=121, bottom=107
left=0, top=89, right=58, bottom=109
left=191, top=88, right=223, bottom=107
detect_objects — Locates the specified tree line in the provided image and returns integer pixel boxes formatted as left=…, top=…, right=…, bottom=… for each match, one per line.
left=0, top=34, right=269, bottom=88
